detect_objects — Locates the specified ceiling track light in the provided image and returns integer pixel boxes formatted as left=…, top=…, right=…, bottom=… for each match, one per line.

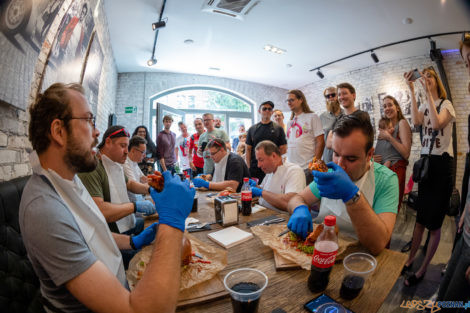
left=316, top=69, right=324, bottom=79
left=147, top=58, right=157, bottom=66
left=152, top=20, right=166, bottom=30
left=370, top=51, right=379, bottom=63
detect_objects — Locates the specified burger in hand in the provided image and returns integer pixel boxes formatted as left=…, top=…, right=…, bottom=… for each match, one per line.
left=148, top=170, right=164, bottom=192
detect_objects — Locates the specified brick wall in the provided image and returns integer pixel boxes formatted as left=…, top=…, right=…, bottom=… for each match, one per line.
left=299, top=52, right=470, bottom=192
left=114, top=72, right=289, bottom=133
left=0, top=0, right=118, bottom=182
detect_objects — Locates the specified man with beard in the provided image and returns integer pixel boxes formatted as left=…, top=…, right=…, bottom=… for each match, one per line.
left=214, top=117, right=222, bottom=129
left=320, top=87, right=344, bottom=163
left=20, top=83, right=195, bottom=312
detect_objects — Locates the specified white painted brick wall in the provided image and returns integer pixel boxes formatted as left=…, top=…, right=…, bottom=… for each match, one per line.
left=115, top=72, right=289, bottom=134
left=0, top=0, right=118, bottom=182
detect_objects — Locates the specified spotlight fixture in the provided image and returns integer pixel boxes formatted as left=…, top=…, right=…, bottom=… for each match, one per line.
left=370, top=51, right=379, bottom=63
left=152, top=20, right=166, bottom=30
left=316, top=69, right=324, bottom=79
left=147, top=58, right=157, bottom=66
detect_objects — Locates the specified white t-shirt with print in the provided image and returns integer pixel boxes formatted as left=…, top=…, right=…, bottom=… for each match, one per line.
left=286, top=112, right=324, bottom=169
left=418, top=99, right=455, bottom=156
left=176, top=135, right=191, bottom=170
left=259, top=160, right=306, bottom=210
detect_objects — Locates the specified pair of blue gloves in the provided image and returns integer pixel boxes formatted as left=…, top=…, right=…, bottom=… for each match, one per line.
left=193, top=177, right=210, bottom=189
left=135, top=200, right=156, bottom=216
left=287, top=162, right=359, bottom=239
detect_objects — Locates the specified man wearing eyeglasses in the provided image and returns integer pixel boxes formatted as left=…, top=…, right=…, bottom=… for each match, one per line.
left=79, top=126, right=157, bottom=270
left=320, top=87, right=344, bottom=163
left=246, top=101, right=287, bottom=183
left=123, top=135, right=149, bottom=202
left=193, top=138, right=250, bottom=192
left=20, top=83, right=195, bottom=312
left=287, top=114, right=398, bottom=256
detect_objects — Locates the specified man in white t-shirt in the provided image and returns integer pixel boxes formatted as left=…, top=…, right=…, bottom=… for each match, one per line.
left=286, top=89, right=324, bottom=169
left=175, top=121, right=191, bottom=176
left=123, top=136, right=149, bottom=202
left=250, top=140, right=306, bottom=211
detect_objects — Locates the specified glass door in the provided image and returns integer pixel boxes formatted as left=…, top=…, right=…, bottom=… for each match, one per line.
left=153, top=103, right=185, bottom=141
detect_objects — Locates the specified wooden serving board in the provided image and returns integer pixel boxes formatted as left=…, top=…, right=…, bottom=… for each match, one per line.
left=177, top=275, right=229, bottom=308
left=273, top=251, right=301, bottom=270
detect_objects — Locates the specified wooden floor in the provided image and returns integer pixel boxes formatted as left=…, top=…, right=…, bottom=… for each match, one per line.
left=377, top=204, right=458, bottom=313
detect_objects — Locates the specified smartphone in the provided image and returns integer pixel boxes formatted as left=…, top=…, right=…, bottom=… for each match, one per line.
left=304, top=294, right=355, bottom=313
left=410, top=69, right=421, bottom=81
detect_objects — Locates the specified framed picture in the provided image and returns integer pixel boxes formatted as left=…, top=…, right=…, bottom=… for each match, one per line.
left=81, top=31, right=104, bottom=115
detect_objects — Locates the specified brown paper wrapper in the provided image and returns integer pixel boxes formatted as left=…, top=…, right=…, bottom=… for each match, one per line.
left=251, top=224, right=358, bottom=270
left=127, top=233, right=227, bottom=291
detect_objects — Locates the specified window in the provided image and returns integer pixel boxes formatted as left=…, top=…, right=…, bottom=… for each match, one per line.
left=149, top=87, right=253, bottom=143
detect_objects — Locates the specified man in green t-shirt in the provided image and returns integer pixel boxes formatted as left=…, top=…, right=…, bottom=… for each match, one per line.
left=197, top=113, right=230, bottom=174
left=287, top=114, right=398, bottom=255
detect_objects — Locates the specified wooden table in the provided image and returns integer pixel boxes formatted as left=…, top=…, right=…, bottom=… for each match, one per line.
left=146, top=191, right=407, bottom=313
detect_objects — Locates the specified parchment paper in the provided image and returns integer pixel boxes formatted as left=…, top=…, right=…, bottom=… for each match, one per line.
left=127, top=233, right=227, bottom=290
left=251, top=224, right=358, bottom=270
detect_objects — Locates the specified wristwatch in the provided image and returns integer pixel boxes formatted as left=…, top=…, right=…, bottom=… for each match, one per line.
left=346, top=190, right=361, bottom=205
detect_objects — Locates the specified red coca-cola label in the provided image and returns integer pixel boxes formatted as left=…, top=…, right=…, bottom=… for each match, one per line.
left=241, top=191, right=252, bottom=201
left=311, top=249, right=338, bottom=268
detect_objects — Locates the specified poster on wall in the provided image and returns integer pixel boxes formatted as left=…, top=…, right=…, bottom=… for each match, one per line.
left=81, top=31, right=104, bottom=115
left=359, top=97, right=375, bottom=131
left=0, top=0, right=65, bottom=109
left=41, top=0, right=95, bottom=91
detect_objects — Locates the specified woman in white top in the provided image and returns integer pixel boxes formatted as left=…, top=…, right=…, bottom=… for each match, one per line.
left=403, top=67, right=456, bottom=287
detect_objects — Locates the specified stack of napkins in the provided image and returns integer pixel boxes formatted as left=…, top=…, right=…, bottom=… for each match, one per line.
left=208, top=226, right=253, bottom=248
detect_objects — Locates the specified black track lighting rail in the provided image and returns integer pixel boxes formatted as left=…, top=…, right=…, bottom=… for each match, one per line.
left=309, top=31, right=468, bottom=73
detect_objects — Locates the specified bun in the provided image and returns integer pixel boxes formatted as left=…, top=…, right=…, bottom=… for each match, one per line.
left=181, top=236, right=192, bottom=265
left=148, top=171, right=164, bottom=192
left=308, top=157, right=328, bottom=173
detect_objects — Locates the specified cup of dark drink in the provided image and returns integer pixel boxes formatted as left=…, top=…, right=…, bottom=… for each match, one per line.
left=340, top=252, right=376, bottom=300
left=192, top=193, right=198, bottom=212
left=223, top=268, right=268, bottom=313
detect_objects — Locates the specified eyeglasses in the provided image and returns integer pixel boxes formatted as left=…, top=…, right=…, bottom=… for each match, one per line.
left=106, top=128, right=130, bottom=139
left=209, top=148, right=221, bottom=156
left=261, top=107, right=273, bottom=112
left=65, top=115, right=96, bottom=129
left=133, top=147, right=146, bottom=154
left=325, top=93, right=336, bottom=99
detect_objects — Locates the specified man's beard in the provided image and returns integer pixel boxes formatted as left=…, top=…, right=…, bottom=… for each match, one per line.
left=326, top=100, right=340, bottom=113
left=64, top=135, right=98, bottom=173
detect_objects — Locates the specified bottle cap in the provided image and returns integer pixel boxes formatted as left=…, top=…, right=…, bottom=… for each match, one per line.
left=324, top=215, right=336, bottom=226
left=243, top=177, right=249, bottom=182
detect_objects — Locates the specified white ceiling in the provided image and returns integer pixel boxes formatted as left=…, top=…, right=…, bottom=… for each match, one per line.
left=104, top=0, right=470, bottom=89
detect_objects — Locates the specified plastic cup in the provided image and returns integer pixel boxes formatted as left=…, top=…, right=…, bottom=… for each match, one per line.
left=340, top=252, right=377, bottom=300
left=223, top=268, right=268, bottom=313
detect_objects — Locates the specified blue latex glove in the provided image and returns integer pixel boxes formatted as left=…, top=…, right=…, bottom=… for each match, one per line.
left=131, top=222, right=158, bottom=249
left=193, top=177, right=210, bottom=189
left=312, top=162, right=359, bottom=203
left=135, top=200, right=156, bottom=216
left=252, top=187, right=263, bottom=197
left=287, top=205, right=312, bottom=239
left=150, top=171, right=196, bottom=231
left=249, top=179, right=257, bottom=187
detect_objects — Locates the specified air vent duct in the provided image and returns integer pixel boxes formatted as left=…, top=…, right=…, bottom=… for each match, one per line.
left=202, top=0, right=260, bottom=20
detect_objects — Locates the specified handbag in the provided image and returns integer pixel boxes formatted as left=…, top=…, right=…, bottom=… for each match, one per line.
left=447, top=187, right=460, bottom=217
left=412, top=100, right=444, bottom=183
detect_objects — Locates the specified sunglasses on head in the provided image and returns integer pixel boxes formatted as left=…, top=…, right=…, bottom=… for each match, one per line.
left=107, top=128, right=130, bottom=139
left=325, top=93, right=336, bottom=99
left=462, top=32, right=470, bottom=43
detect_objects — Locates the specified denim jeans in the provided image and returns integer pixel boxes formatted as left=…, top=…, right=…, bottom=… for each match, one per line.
left=120, top=217, right=145, bottom=269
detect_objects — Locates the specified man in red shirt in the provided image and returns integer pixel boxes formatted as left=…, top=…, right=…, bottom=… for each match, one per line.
left=188, top=118, right=205, bottom=177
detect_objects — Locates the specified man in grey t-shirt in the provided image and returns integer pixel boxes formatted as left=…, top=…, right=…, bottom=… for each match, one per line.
left=319, top=86, right=343, bottom=163
left=20, top=82, right=195, bottom=312
left=198, top=112, right=230, bottom=174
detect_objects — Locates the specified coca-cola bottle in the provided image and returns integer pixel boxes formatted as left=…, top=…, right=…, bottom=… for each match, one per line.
left=241, top=177, right=252, bottom=216
left=308, top=215, right=338, bottom=293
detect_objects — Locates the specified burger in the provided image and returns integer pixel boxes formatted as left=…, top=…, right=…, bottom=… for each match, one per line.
left=148, top=170, right=164, bottom=192
left=308, top=157, right=328, bottom=173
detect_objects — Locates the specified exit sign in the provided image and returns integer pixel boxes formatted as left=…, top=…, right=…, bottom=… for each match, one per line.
left=125, top=106, right=137, bottom=114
